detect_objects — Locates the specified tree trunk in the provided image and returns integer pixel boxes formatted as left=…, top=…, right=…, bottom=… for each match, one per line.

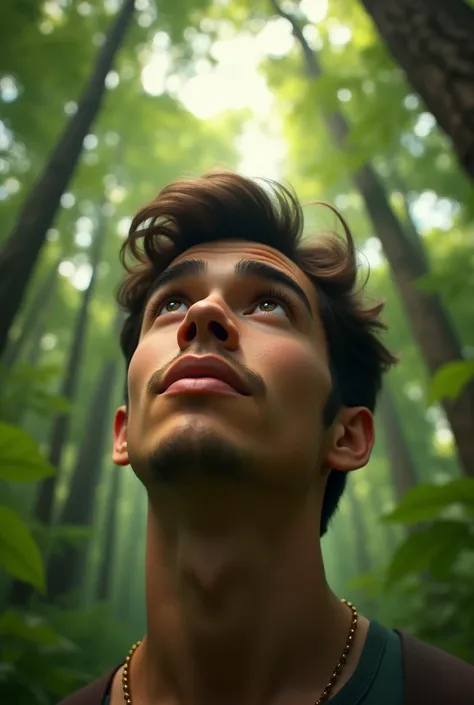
left=96, top=465, right=122, bottom=602
left=36, top=219, right=107, bottom=531
left=271, top=0, right=474, bottom=477
left=344, top=480, right=372, bottom=575
left=8, top=223, right=108, bottom=607
left=378, top=386, right=418, bottom=501
left=2, top=255, right=62, bottom=369
left=115, top=481, right=145, bottom=620
left=47, top=349, right=120, bottom=601
left=0, top=0, right=135, bottom=358
left=359, top=0, right=474, bottom=182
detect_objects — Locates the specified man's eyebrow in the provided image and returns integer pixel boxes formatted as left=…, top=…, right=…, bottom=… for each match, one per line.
left=146, top=257, right=313, bottom=315
left=236, top=259, right=313, bottom=315
left=146, top=258, right=207, bottom=302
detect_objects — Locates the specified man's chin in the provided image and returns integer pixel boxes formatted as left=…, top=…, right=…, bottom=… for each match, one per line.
left=145, top=425, right=253, bottom=488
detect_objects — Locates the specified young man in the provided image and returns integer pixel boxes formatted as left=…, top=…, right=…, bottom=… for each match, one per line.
left=60, top=171, right=474, bottom=704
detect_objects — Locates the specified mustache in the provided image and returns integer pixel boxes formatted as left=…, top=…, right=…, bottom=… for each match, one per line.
left=145, top=350, right=266, bottom=397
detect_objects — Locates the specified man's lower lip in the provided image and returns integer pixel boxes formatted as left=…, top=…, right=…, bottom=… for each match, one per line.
left=162, top=378, right=241, bottom=395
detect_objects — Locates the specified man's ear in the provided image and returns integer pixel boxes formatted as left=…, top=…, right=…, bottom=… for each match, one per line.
left=112, top=405, right=129, bottom=466
left=324, top=407, right=374, bottom=472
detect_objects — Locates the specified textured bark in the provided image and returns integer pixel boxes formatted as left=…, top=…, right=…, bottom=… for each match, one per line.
left=271, top=0, right=474, bottom=476
left=2, top=255, right=61, bottom=369
left=359, top=0, right=474, bottom=181
left=116, top=482, right=145, bottom=619
left=35, top=222, right=107, bottom=531
left=0, top=0, right=135, bottom=358
left=8, top=225, right=107, bottom=606
left=378, top=386, right=418, bottom=501
left=344, top=480, right=372, bottom=575
left=96, top=466, right=122, bottom=602
left=47, top=351, right=119, bottom=600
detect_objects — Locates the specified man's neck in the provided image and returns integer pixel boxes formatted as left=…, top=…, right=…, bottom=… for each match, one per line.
left=112, top=485, right=369, bottom=705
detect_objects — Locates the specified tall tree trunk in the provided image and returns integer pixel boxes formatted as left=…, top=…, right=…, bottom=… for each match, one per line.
left=378, top=386, right=418, bottom=501
left=271, top=0, right=474, bottom=477
left=47, top=348, right=120, bottom=600
left=344, top=480, right=372, bottom=575
left=37, top=219, right=107, bottom=529
left=0, top=0, right=135, bottom=358
left=115, top=481, right=145, bottom=620
left=2, top=255, right=62, bottom=369
left=8, top=222, right=108, bottom=607
left=359, top=0, right=474, bottom=182
left=96, top=465, right=122, bottom=602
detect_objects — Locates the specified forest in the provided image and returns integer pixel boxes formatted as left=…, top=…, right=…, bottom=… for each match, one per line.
left=1, top=0, right=474, bottom=702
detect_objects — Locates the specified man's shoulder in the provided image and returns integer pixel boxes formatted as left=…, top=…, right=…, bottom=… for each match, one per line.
left=396, top=629, right=474, bottom=705
left=57, top=666, right=119, bottom=705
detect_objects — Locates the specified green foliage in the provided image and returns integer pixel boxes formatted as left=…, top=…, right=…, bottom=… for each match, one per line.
left=0, top=422, right=55, bottom=483
left=428, top=360, right=474, bottom=405
left=0, top=506, right=45, bottom=591
left=0, top=609, right=86, bottom=704
left=385, top=521, right=473, bottom=586
left=384, top=479, right=474, bottom=525
left=0, top=362, right=72, bottom=424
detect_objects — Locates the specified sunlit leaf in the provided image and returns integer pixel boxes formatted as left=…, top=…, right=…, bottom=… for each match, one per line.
left=0, top=422, right=55, bottom=483
left=0, top=610, right=62, bottom=646
left=0, top=506, right=45, bottom=591
left=385, top=521, right=473, bottom=587
left=384, top=479, right=474, bottom=525
left=428, top=360, right=474, bottom=405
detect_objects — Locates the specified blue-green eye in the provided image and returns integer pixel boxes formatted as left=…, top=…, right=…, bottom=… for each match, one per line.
left=158, top=298, right=188, bottom=316
left=254, top=299, right=288, bottom=317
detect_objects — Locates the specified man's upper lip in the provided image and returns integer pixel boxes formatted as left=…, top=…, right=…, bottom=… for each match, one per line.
left=160, top=356, right=250, bottom=395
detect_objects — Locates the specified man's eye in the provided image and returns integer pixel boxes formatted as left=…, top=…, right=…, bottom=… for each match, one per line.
left=154, top=297, right=189, bottom=317
left=253, top=299, right=288, bottom=317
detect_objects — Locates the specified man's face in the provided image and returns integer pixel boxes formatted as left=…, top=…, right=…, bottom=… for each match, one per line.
left=114, top=241, right=334, bottom=495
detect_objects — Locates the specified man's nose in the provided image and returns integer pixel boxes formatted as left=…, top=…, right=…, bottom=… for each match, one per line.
left=176, top=297, right=239, bottom=351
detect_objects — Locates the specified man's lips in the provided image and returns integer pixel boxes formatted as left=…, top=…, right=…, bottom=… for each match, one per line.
left=160, top=355, right=250, bottom=396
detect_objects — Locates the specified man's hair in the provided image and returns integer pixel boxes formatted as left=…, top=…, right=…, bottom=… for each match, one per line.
left=116, top=170, right=396, bottom=535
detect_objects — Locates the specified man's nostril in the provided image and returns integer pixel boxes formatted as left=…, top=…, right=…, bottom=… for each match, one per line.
left=184, top=322, right=196, bottom=341
left=209, top=321, right=228, bottom=341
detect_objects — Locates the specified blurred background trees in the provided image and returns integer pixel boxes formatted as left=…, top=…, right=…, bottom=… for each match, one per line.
left=1, top=1, right=473, bottom=701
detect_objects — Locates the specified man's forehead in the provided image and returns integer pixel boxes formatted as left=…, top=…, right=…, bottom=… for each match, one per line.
left=168, top=240, right=313, bottom=294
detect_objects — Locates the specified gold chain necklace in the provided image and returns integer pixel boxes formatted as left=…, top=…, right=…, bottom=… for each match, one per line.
left=122, top=598, right=358, bottom=705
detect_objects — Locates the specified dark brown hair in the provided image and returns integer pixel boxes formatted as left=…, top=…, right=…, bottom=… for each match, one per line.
left=116, top=170, right=396, bottom=535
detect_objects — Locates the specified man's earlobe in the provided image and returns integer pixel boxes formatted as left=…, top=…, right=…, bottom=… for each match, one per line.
left=112, top=405, right=129, bottom=466
left=324, top=407, right=374, bottom=473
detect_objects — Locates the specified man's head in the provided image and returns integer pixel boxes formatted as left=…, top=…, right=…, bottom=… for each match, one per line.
left=112, top=171, right=396, bottom=535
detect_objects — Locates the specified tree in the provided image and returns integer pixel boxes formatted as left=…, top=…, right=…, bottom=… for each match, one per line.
left=270, top=0, right=474, bottom=477
left=0, top=0, right=135, bottom=359
left=377, top=386, right=418, bottom=501
left=358, top=0, right=474, bottom=182
left=47, top=331, right=120, bottom=601
left=96, top=465, right=122, bottom=602
left=2, top=254, right=62, bottom=370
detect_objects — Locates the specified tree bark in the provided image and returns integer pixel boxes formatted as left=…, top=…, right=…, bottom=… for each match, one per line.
left=35, top=219, right=107, bottom=531
left=47, top=348, right=120, bottom=600
left=344, top=480, right=372, bottom=575
left=359, top=0, right=474, bottom=182
left=0, top=0, right=135, bottom=358
left=96, top=465, right=122, bottom=602
left=378, top=386, right=418, bottom=501
left=2, top=255, right=62, bottom=369
left=271, top=0, right=474, bottom=477
left=8, top=222, right=108, bottom=607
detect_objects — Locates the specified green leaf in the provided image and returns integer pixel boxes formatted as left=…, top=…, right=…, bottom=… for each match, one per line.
left=0, top=610, right=61, bottom=646
left=0, top=506, right=45, bottom=591
left=384, top=479, right=474, bottom=525
left=385, top=521, right=473, bottom=587
left=0, top=422, right=56, bottom=483
left=428, top=360, right=474, bottom=405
